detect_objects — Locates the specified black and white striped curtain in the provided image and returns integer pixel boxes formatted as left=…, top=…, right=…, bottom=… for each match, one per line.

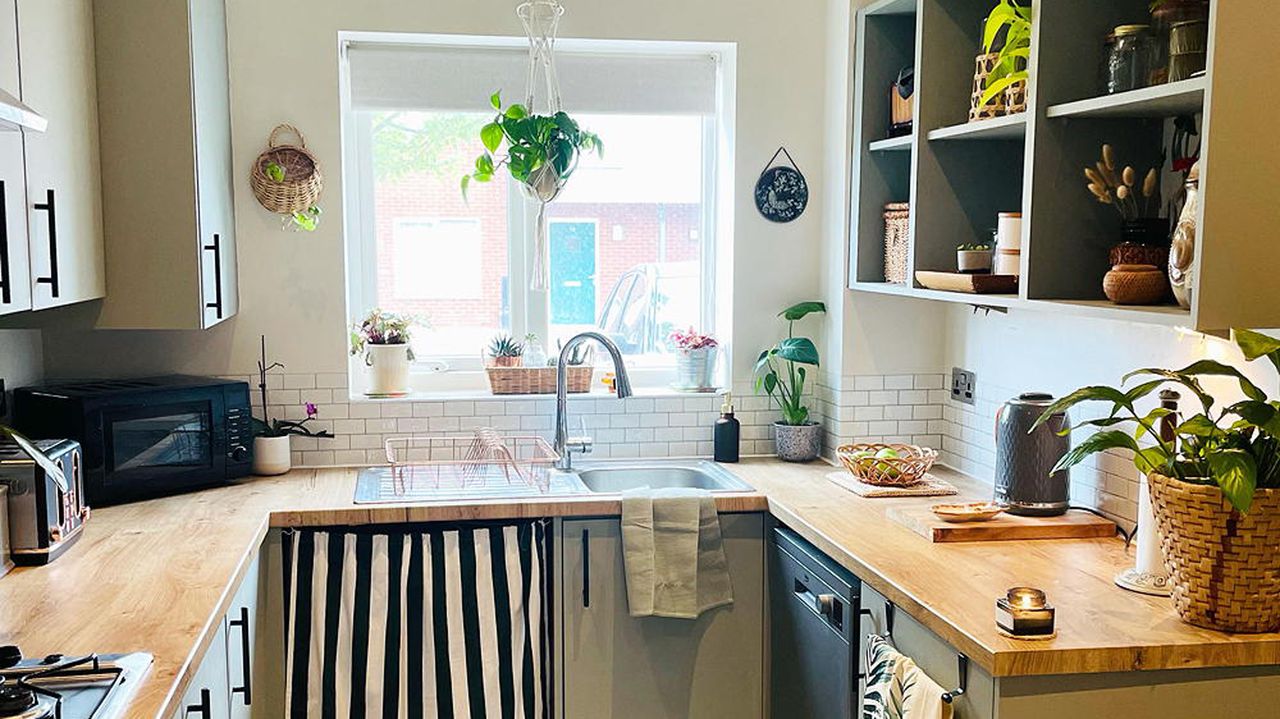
left=283, top=522, right=549, bottom=719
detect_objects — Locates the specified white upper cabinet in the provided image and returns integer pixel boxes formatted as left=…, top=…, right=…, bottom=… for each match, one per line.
left=16, top=0, right=105, bottom=311
left=0, top=0, right=31, bottom=316
left=94, top=0, right=238, bottom=329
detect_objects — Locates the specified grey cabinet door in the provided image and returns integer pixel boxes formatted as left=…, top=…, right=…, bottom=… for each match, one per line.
left=0, top=0, right=30, bottom=316
left=189, top=0, right=237, bottom=328
left=16, top=0, right=104, bottom=310
left=172, top=620, right=232, bottom=719
left=225, top=553, right=260, bottom=719
left=560, top=514, right=765, bottom=719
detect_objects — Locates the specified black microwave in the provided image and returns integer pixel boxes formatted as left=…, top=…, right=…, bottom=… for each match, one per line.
left=13, top=376, right=253, bottom=506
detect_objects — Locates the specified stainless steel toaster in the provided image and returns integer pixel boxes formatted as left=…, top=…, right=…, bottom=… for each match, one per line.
left=0, top=438, right=89, bottom=565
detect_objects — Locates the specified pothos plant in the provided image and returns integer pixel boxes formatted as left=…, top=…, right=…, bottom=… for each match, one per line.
left=980, top=0, right=1033, bottom=107
left=755, top=302, right=827, bottom=426
left=263, top=161, right=322, bottom=232
left=460, top=91, right=602, bottom=199
left=1032, top=328, right=1280, bottom=514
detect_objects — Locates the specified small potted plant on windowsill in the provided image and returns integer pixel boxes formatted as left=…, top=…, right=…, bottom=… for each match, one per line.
left=670, top=328, right=719, bottom=391
left=957, top=243, right=993, bottom=273
left=756, top=301, right=827, bottom=462
left=1033, top=328, right=1280, bottom=633
left=488, top=334, right=525, bottom=368
left=350, top=309, right=418, bottom=397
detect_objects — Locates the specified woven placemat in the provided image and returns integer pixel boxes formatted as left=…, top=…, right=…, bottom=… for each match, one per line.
left=826, top=471, right=959, bottom=498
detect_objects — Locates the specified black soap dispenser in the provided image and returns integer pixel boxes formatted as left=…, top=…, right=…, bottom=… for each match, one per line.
left=714, top=392, right=740, bottom=463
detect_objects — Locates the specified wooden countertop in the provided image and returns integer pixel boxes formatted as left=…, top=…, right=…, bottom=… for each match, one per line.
left=2, top=459, right=1278, bottom=719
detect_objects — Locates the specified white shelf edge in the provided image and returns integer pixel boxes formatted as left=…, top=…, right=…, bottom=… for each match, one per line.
left=926, top=112, right=1028, bottom=141
left=1046, top=77, right=1207, bottom=119
left=868, top=135, right=913, bottom=152
left=850, top=282, right=1193, bottom=327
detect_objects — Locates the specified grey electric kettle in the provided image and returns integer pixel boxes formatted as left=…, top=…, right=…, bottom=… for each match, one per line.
left=994, top=392, right=1070, bottom=516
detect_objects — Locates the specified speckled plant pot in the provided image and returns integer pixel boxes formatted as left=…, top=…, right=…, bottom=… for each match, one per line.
left=774, top=422, right=823, bottom=463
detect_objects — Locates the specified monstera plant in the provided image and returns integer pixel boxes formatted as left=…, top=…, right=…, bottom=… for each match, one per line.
left=756, top=301, right=827, bottom=462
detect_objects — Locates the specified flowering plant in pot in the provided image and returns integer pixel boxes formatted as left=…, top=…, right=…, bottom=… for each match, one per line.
left=1033, top=328, right=1280, bottom=632
left=251, top=336, right=332, bottom=475
left=755, top=301, right=826, bottom=462
left=350, top=309, right=419, bottom=396
left=669, top=328, right=719, bottom=390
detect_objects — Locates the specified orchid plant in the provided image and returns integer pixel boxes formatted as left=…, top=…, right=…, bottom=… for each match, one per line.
left=252, top=335, right=332, bottom=440
left=669, top=328, right=719, bottom=352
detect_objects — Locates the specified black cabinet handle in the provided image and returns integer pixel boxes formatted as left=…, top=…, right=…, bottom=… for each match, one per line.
left=0, top=180, right=10, bottom=304
left=33, top=189, right=58, bottom=298
left=228, top=605, right=253, bottom=705
left=203, top=234, right=223, bottom=319
left=581, top=528, right=590, bottom=608
left=186, top=688, right=211, bottom=718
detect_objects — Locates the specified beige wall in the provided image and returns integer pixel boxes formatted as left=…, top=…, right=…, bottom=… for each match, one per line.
left=0, top=330, right=41, bottom=415
left=41, top=0, right=846, bottom=384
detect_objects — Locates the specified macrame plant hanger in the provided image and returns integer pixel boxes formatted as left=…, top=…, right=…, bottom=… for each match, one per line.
left=518, top=0, right=565, bottom=292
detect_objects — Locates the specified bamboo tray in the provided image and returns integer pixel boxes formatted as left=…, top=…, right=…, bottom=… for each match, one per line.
left=916, top=271, right=1018, bottom=294
left=886, top=505, right=1115, bottom=543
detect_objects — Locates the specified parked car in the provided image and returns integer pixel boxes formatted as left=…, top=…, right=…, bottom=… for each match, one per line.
left=596, top=261, right=700, bottom=355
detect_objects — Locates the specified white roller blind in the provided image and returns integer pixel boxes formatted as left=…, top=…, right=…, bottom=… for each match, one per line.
left=347, top=41, right=718, bottom=115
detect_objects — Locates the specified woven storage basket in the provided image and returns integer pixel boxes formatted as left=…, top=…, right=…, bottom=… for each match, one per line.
left=836, top=443, right=937, bottom=487
left=1148, top=473, right=1280, bottom=633
left=486, top=366, right=593, bottom=395
left=251, top=124, right=323, bottom=214
left=883, top=203, right=910, bottom=284
left=969, top=53, right=1005, bottom=121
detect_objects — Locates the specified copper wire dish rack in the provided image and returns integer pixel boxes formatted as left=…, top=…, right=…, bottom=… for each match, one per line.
left=359, top=432, right=563, bottom=502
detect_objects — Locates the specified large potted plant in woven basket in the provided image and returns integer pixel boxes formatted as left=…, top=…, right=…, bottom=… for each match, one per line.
left=1034, top=328, right=1280, bottom=633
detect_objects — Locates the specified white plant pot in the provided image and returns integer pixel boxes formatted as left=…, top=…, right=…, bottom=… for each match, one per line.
left=674, top=347, right=717, bottom=389
left=366, top=343, right=412, bottom=396
left=253, top=436, right=292, bottom=476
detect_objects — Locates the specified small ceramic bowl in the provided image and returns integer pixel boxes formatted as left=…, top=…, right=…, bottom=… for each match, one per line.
left=930, top=502, right=1007, bottom=523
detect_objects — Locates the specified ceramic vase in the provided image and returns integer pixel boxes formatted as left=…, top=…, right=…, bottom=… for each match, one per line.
left=1169, top=162, right=1200, bottom=309
left=366, top=343, right=412, bottom=396
left=674, top=347, right=717, bottom=390
left=252, top=435, right=291, bottom=476
left=774, top=422, right=823, bottom=463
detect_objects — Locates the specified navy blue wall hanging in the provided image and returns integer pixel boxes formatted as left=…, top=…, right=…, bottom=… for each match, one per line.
left=754, top=146, right=808, bottom=223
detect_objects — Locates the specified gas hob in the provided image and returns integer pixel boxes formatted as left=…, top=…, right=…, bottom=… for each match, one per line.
left=0, top=652, right=152, bottom=719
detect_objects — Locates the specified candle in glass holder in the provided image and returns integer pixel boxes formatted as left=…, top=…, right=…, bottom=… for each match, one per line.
left=996, top=586, right=1055, bottom=636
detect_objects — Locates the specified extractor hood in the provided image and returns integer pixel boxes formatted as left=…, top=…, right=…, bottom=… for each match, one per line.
left=0, top=87, right=47, bottom=133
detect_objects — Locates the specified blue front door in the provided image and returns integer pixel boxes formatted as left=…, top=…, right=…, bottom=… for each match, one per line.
left=550, top=221, right=597, bottom=325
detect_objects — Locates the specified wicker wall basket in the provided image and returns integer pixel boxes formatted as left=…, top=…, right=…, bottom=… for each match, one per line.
left=836, top=443, right=938, bottom=487
left=883, top=203, right=910, bottom=284
left=486, top=365, right=594, bottom=395
left=250, top=124, right=324, bottom=215
left=1148, top=473, right=1280, bottom=633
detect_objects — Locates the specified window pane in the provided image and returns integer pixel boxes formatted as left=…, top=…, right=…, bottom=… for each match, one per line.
left=545, top=114, right=706, bottom=364
left=369, top=111, right=510, bottom=358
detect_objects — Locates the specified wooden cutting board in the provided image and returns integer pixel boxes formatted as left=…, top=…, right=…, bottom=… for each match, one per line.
left=886, top=505, right=1116, bottom=543
left=915, top=271, right=1018, bottom=294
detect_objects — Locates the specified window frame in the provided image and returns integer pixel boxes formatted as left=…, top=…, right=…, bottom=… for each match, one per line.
left=339, top=33, right=736, bottom=396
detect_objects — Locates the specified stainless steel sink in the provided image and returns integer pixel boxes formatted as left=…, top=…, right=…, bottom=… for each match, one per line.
left=570, top=460, right=753, bottom=493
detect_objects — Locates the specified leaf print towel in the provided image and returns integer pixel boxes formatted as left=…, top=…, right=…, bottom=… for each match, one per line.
left=863, top=635, right=954, bottom=719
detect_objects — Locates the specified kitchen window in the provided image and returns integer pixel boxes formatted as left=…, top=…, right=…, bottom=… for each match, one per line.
left=341, top=35, right=735, bottom=393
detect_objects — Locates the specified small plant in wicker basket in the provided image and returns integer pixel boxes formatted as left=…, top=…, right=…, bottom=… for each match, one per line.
left=251, top=124, right=324, bottom=231
left=1033, top=328, right=1280, bottom=632
left=837, top=443, right=939, bottom=487
left=488, top=334, right=526, bottom=368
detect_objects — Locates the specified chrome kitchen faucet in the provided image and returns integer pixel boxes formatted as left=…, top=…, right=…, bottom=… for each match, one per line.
left=554, top=332, right=632, bottom=470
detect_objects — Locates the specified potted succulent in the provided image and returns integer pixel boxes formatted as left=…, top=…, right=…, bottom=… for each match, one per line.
left=462, top=91, right=602, bottom=289
left=350, top=309, right=418, bottom=396
left=1034, top=328, right=1280, bottom=632
left=755, top=301, right=827, bottom=462
left=488, top=334, right=525, bottom=367
left=670, top=327, right=719, bottom=391
left=957, top=243, right=993, bottom=273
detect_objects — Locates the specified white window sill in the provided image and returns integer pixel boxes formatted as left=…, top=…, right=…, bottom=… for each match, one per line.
left=345, top=385, right=728, bottom=403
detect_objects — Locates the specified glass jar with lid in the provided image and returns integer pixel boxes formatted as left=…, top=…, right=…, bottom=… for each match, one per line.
left=1152, top=0, right=1209, bottom=83
left=1107, top=24, right=1157, bottom=94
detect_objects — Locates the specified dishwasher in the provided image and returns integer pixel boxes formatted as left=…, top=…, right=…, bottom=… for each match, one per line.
left=769, top=524, right=861, bottom=719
